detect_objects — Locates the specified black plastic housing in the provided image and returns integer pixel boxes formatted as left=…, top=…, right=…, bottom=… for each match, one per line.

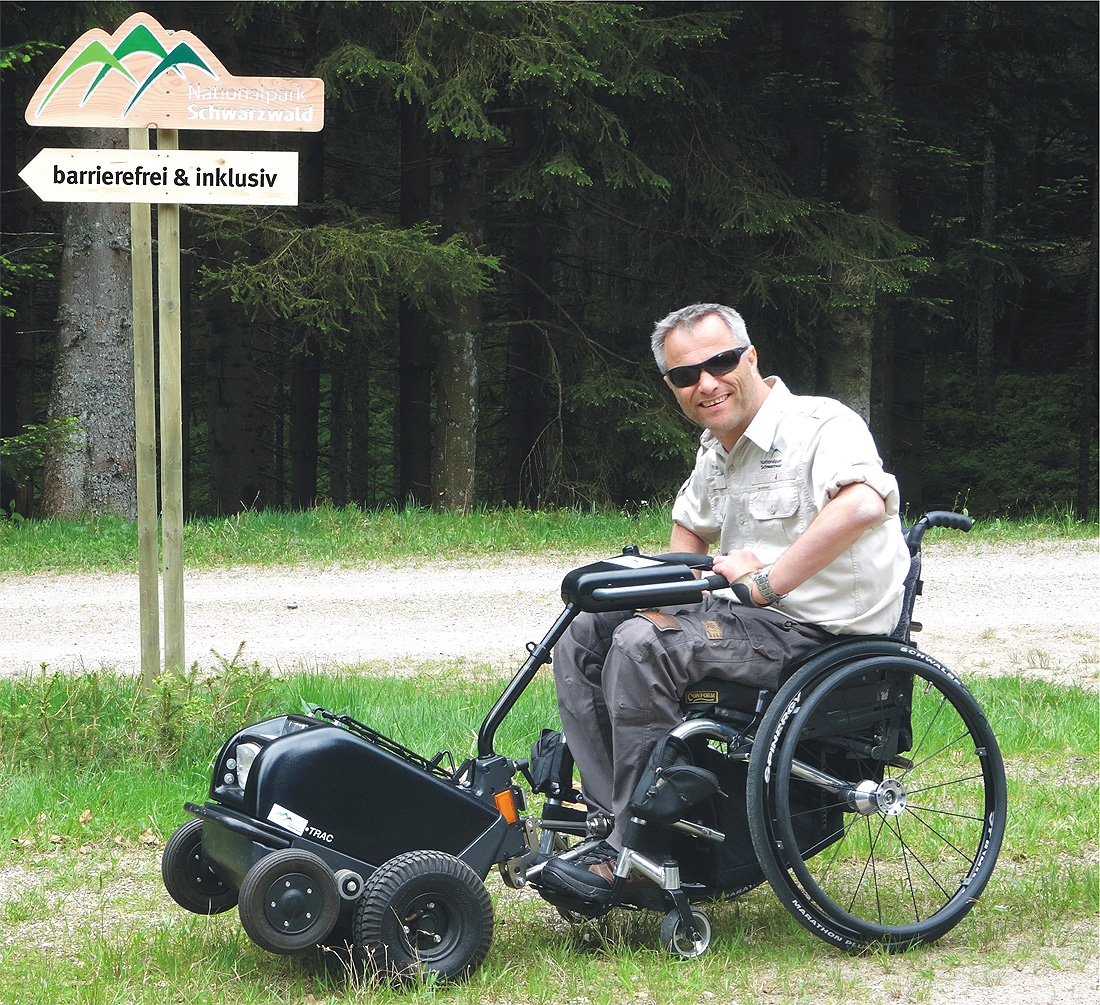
left=195, top=715, right=510, bottom=882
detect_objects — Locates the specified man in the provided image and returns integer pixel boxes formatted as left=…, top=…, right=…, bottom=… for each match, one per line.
left=540, top=303, right=911, bottom=905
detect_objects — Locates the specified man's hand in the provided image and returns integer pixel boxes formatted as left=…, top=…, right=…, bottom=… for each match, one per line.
left=711, top=550, right=764, bottom=584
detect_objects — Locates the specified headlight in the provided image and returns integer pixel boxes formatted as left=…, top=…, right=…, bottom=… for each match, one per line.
left=234, top=741, right=261, bottom=790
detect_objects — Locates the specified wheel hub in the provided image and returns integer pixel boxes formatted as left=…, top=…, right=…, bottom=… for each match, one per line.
left=187, top=847, right=230, bottom=893
left=402, top=896, right=453, bottom=956
left=850, top=777, right=908, bottom=817
left=262, top=872, right=324, bottom=934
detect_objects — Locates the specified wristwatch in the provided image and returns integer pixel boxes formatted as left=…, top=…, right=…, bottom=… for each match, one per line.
left=750, top=567, right=786, bottom=606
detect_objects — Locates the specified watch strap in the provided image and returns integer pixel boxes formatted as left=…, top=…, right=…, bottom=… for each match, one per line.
left=750, top=568, right=786, bottom=606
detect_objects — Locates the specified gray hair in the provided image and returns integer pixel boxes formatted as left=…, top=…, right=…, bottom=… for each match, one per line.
left=650, top=304, right=751, bottom=372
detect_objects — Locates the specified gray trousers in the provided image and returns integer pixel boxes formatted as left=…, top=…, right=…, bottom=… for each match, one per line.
left=552, top=596, right=835, bottom=849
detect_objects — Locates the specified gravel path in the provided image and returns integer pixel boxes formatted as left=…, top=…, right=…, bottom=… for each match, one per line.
left=3, top=538, right=1097, bottom=689
left=1, top=537, right=1097, bottom=1002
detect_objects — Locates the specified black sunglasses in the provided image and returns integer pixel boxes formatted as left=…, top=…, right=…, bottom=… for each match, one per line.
left=664, top=345, right=751, bottom=388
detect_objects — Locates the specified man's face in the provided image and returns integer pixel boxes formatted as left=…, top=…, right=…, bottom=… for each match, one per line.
left=663, top=313, right=766, bottom=449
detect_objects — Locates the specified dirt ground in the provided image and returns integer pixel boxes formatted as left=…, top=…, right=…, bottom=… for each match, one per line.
left=1, top=537, right=1097, bottom=1002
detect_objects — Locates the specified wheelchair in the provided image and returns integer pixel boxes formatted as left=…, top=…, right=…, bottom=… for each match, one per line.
left=163, top=510, right=1005, bottom=979
left=521, top=510, right=1007, bottom=956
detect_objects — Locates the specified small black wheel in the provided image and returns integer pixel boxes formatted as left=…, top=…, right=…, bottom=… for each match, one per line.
left=556, top=905, right=592, bottom=924
left=161, top=818, right=237, bottom=915
left=354, top=850, right=493, bottom=983
left=660, top=906, right=712, bottom=958
left=748, top=649, right=1006, bottom=951
left=237, top=849, right=340, bottom=955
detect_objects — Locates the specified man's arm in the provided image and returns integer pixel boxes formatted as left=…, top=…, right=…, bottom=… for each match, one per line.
left=711, top=482, right=887, bottom=604
left=669, top=521, right=709, bottom=555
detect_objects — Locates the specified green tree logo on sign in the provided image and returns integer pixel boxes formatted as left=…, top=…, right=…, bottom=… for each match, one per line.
left=35, top=20, right=217, bottom=118
left=26, top=12, right=324, bottom=132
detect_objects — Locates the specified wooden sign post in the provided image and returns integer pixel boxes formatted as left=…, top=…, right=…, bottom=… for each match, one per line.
left=22, top=12, right=324, bottom=684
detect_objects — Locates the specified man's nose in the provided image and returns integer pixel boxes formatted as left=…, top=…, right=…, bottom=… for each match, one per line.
left=695, top=368, right=722, bottom=393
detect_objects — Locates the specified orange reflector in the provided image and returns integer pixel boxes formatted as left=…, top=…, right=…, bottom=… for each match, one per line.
left=493, top=789, right=519, bottom=824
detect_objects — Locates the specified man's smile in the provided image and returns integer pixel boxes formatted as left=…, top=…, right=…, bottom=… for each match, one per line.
left=699, top=392, right=731, bottom=409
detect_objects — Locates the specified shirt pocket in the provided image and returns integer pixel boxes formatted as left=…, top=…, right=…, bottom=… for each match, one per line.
left=746, top=481, right=802, bottom=544
left=705, top=473, right=730, bottom=525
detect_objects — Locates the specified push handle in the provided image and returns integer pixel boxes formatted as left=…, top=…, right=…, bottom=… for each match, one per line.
left=650, top=553, right=717, bottom=570
left=650, top=553, right=729, bottom=590
left=906, top=510, right=973, bottom=552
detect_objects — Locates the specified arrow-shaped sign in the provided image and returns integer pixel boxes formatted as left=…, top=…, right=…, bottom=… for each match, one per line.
left=20, top=148, right=299, bottom=205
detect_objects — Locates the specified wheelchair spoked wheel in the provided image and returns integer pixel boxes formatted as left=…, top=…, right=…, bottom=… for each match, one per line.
left=748, top=652, right=1007, bottom=951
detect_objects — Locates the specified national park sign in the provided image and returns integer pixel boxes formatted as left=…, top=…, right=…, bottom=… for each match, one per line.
left=20, top=11, right=325, bottom=682
left=25, top=11, right=324, bottom=131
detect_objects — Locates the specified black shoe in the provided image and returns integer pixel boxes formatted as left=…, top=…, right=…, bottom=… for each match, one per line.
left=540, top=841, right=617, bottom=902
left=540, top=842, right=662, bottom=909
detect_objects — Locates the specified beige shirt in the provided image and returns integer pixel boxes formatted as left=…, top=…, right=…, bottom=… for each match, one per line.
left=671, top=377, right=910, bottom=635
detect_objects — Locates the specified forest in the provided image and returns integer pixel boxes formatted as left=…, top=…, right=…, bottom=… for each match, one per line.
left=1, top=1, right=1096, bottom=522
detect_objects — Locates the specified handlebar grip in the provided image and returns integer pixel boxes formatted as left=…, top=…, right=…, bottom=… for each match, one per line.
left=923, top=510, right=973, bottom=532
left=906, top=510, right=973, bottom=551
left=650, top=553, right=715, bottom=570
left=701, top=572, right=730, bottom=591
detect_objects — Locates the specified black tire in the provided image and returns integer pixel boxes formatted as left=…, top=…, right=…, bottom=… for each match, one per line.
left=354, top=850, right=493, bottom=983
left=237, top=848, right=340, bottom=955
left=748, top=650, right=1006, bottom=951
left=161, top=818, right=238, bottom=915
left=659, top=906, right=712, bottom=958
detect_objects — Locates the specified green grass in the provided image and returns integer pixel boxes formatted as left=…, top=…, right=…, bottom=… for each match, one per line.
left=0, top=665, right=1096, bottom=1004
left=0, top=503, right=1096, bottom=574
left=0, top=510, right=1095, bottom=1001
left=0, top=505, right=673, bottom=574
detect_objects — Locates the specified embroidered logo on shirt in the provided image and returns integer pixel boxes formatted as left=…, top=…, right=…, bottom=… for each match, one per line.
left=761, top=447, right=783, bottom=470
left=702, top=620, right=723, bottom=640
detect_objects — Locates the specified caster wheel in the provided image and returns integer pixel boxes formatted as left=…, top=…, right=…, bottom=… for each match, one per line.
left=660, top=906, right=711, bottom=959
left=556, top=905, right=592, bottom=924
left=354, top=850, right=493, bottom=983
left=237, top=849, right=340, bottom=955
left=162, top=818, right=237, bottom=915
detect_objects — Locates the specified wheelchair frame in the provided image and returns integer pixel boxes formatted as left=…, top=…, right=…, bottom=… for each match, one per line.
left=161, top=510, right=1006, bottom=978
left=516, top=510, right=1006, bottom=955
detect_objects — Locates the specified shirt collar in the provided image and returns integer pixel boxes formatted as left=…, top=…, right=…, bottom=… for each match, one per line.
left=699, top=376, right=789, bottom=457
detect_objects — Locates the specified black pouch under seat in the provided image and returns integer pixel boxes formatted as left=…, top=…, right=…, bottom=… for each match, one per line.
left=628, top=734, right=721, bottom=825
left=671, top=738, right=846, bottom=896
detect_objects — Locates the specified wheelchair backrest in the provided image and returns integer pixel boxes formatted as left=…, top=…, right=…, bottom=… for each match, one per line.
left=889, top=547, right=922, bottom=642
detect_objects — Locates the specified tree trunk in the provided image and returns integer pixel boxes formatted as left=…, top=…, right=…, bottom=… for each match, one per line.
left=40, top=129, right=137, bottom=519
left=347, top=334, right=371, bottom=506
left=434, top=137, right=485, bottom=513
left=1077, top=179, right=1098, bottom=519
left=398, top=98, right=434, bottom=507
left=205, top=247, right=273, bottom=513
left=0, top=71, right=38, bottom=517
left=780, top=4, right=825, bottom=196
left=0, top=274, right=37, bottom=517
left=820, top=2, right=892, bottom=422
left=974, top=128, right=999, bottom=415
left=504, top=220, right=553, bottom=507
left=329, top=353, right=348, bottom=507
left=286, top=124, right=327, bottom=511
left=290, top=336, right=321, bottom=510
